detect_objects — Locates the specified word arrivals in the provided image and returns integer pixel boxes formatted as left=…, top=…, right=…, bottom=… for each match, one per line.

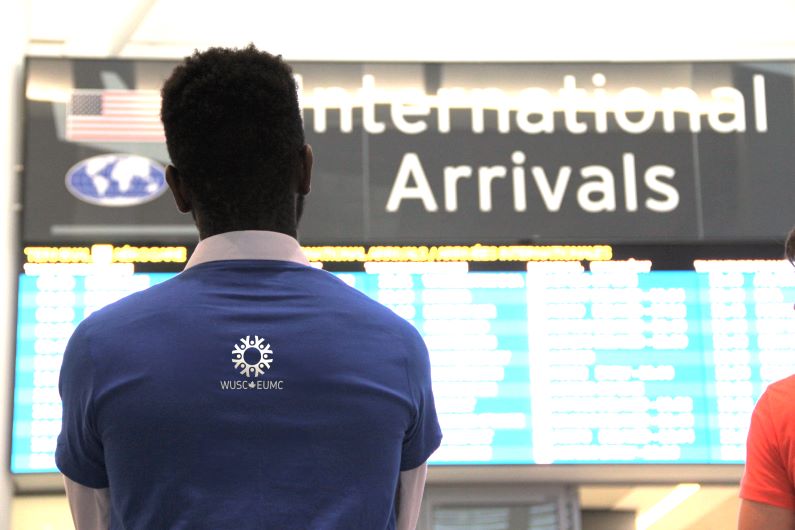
left=386, top=152, right=678, bottom=214
left=220, top=380, right=285, bottom=391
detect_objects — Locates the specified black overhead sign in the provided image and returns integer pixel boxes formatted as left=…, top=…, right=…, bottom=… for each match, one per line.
left=22, top=58, right=795, bottom=245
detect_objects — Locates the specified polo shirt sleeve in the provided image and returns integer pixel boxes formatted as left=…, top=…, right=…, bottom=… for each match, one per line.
left=56, top=323, right=109, bottom=489
left=740, top=387, right=795, bottom=510
left=401, top=328, right=443, bottom=471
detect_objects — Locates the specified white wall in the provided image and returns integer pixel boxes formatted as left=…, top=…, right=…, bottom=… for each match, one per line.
left=1, top=2, right=27, bottom=528
left=25, top=0, right=795, bottom=61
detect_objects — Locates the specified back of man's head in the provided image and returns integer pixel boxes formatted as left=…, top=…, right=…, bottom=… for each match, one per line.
left=161, top=45, right=305, bottom=237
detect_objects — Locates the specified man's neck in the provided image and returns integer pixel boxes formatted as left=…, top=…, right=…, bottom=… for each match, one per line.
left=199, top=226, right=297, bottom=241
left=194, top=204, right=300, bottom=241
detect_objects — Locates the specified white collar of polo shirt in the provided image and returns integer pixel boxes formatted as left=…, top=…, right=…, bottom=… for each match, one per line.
left=184, top=230, right=310, bottom=270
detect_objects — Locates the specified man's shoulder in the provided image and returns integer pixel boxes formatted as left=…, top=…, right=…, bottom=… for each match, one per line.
left=763, top=374, right=795, bottom=408
left=313, top=272, right=422, bottom=338
left=292, top=266, right=387, bottom=305
left=752, top=375, right=795, bottom=437
left=77, top=274, right=185, bottom=334
left=80, top=265, right=421, bottom=342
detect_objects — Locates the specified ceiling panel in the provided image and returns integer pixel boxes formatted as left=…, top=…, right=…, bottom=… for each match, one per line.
left=25, top=0, right=795, bottom=60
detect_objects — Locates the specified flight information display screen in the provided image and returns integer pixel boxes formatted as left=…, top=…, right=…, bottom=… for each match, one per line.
left=17, top=58, right=795, bottom=488
left=12, top=249, right=795, bottom=474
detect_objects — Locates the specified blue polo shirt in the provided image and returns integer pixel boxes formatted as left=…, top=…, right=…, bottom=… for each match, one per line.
left=56, top=260, right=442, bottom=529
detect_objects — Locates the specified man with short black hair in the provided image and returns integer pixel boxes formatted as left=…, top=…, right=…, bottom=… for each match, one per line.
left=57, top=45, right=442, bottom=530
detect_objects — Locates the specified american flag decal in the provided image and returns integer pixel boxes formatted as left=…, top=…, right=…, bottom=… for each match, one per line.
left=66, top=90, right=165, bottom=143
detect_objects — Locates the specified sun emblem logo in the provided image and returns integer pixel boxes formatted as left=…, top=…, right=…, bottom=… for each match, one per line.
left=232, top=335, right=273, bottom=378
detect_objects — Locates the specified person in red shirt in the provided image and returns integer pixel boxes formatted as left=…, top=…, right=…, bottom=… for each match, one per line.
left=739, top=230, right=795, bottom=529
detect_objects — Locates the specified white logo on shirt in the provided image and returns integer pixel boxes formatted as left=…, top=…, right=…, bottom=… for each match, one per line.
left=232, top=335, right=273, bottom=378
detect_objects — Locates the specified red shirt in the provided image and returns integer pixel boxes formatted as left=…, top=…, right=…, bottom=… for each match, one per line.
left=741, top=375, right=795, bottom=509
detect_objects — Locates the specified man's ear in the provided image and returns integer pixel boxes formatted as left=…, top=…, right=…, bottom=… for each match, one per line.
left=165, top=165, right=192, bottom=213
left=299, top=144, right=313, bottom=196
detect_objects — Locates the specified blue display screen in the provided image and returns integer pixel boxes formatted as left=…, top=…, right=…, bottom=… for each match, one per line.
left=12, top=267, right=792, bottom=473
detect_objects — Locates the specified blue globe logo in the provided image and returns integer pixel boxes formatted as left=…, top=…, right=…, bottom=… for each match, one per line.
left=65, top=154, right=167, bottom=207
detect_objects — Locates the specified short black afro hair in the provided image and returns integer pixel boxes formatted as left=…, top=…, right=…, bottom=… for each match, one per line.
left=161, top=44, right=305, bottom=236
